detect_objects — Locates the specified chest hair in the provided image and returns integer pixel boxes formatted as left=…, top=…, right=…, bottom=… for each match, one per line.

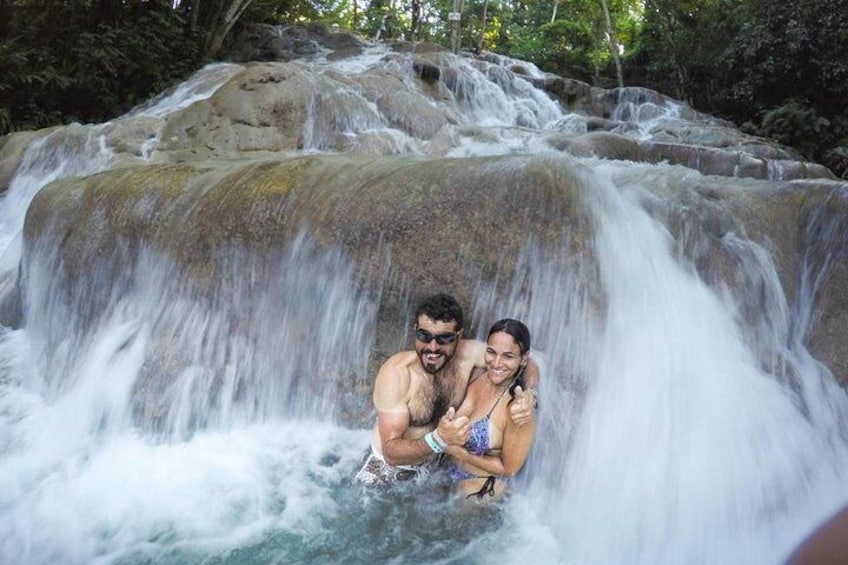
left=409, top=368, right=463, bottom=428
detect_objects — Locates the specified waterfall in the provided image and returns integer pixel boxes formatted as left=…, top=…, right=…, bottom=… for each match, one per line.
left=1, top=40, right=847, bottom=565
left=1, top=234, right=379, bottom=564
left=547, top=165, right=846, bottom=563
left=460, top=161, right=848, bottom=564
left=0, top=62, right=244, bottom=278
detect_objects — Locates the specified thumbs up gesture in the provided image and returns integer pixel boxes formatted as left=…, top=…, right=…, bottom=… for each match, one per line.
left=509, top=385, right=537, bottom=426
left=437, top=406, right=470, bottom=445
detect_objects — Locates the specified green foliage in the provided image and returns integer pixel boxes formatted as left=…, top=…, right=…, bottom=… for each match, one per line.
left=759, top=100, right=830, bottom=159
left=0, top=0, right=201, bottom=135
left=506, top=19, right=596, bottom=82
left=499, top=0, right=641, bottom=84
left=0, top=36, right=69, bottom=132
left=725, top=0, right=848, bottom=173
left=505, top=26, right=553, bottom=64
left=628, top=0, right=744, bottom=105
left=243, top=0, right=351, bottom=26
left=628, top=0, right=848, bottom=177
left=723, top=0, right=848, bottom=114
left=823, top=146, right=848, bottom=180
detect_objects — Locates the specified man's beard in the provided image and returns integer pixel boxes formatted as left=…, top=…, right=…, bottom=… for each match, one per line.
left=419, top=350, right=451, bottom=374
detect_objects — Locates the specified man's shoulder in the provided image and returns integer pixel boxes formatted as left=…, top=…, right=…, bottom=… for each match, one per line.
left=374, top=351, right=417, bottom=403
left=378, top=350, right=418, bottom=380
left=383, top=349, right=418, bottom=368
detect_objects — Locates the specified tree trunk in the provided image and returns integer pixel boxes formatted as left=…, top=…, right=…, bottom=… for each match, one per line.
left=449, top=0, right=463, bottom=53
left=202, top=0, right=255, bottom=57
left=410, top=0, right=420, bottom=40
left=0, top=0, right=13, bottom=37
left=599, top=0, right=623, bottom=87
left=477, top=0, right=490, bottom=53
left=592, top=25, right=603, bottom=85
left=551, top=0, right=558, bottom=23
left=188, top=0, right=200, bottom=32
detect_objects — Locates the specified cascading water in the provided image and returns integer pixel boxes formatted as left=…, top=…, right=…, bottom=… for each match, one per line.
left=0, top=62, right=244, bottom=278
left=530, top=165, right=848, bottom=564
left=1, top=39, right=848, bottom=565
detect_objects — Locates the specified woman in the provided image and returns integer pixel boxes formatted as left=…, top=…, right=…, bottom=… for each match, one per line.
left=444, top=318, right=535, bottom=499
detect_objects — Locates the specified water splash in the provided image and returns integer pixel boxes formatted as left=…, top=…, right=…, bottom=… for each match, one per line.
left=127, top=63, right=243, bottom=120
left=529, top=165, right=848, bottom=564
left=0, top=229, right=381, bottom=564
left=0, top=63, right=243, bottom=274
left=0, top=126, right=113, bottom=263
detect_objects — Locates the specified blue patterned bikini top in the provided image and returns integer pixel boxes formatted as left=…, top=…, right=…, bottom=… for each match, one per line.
left=465, top=417, right=491, bottom=455
left=464, top=375, right=512, bottom=455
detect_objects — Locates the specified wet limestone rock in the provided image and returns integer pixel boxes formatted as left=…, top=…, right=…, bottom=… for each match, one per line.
left=159, top=63, right=312, bottom=156
left=20, top=153, right=848, bottom=384
left=0, top=130, right=52, bottom=194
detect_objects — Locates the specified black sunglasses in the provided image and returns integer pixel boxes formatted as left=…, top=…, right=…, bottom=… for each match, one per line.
left=415, top=328, right=457, bottom=345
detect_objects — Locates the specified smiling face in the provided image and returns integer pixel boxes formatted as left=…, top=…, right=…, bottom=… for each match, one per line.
left=484, top=331, right=527, bottom=386
left=414, top=314, right=460, bottom=375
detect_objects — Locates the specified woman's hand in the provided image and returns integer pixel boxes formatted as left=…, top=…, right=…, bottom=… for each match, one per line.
left=445, top=444, right=470, bottom=460
left=508, top=386, right=537, bottom=426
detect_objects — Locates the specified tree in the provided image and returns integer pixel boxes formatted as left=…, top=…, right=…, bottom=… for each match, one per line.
left=630, top=0, right=848, bottom=177
left=630, top=0, right=743, bottom=106
left=723, top=0, right=848, bottom=172
left=500, top=0, right=640, bottom=86
left=477, top=0, right=490, bottom=52
left=182, top=0, right=256, bottom=57
left=599, top=0, right=622, bottom=87
left=0, top=0, right=202, bottom=134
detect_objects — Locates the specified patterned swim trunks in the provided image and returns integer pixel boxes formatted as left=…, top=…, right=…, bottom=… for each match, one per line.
left=354, top=445, right=434, bottom=485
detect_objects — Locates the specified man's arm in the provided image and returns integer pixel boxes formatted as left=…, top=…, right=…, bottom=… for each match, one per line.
left=377, top=410, right=470, bottom=467
left=377, top=412, right=435, bottom=466
left=522, top=358, right=540, bottom=389
left=374, top=361, right=435, bottom=466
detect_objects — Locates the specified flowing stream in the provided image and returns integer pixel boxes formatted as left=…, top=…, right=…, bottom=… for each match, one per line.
left=1, top=45, right=847, bottom=565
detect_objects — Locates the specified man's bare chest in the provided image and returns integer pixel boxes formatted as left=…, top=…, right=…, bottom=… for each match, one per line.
left=408, top=371, right=466, bottom=428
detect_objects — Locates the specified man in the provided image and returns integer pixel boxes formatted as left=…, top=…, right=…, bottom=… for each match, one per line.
left=356, top=293, right=539, bottom=485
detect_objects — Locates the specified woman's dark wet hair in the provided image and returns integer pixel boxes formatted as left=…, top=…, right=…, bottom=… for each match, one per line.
left=415, top=293, right=465, bottom=331
left=487, top=318, right=531, bottom=400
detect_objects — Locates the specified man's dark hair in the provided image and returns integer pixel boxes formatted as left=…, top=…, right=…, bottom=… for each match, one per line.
left=415, top=293, right=464, bottom=331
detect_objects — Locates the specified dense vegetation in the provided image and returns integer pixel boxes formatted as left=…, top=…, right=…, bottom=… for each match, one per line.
left=1, top=0, right=846, bottom=177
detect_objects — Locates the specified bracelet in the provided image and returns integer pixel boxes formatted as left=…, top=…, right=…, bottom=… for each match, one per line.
left=423, top=432, right=444, bottom=453
left=431, top=429, right=448, bottom=450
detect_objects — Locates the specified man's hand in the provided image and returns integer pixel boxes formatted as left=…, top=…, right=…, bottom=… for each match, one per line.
left=509, top=386, right=536, bottom=427
left=436, top=406, right=470, bottom=445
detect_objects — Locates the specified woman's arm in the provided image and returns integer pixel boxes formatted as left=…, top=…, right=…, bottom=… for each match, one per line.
left=501, top=414, right=535, bottom=476
left=446, top=417, right=535, bottom=477
left=445, top=444, right=506, bottom=476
